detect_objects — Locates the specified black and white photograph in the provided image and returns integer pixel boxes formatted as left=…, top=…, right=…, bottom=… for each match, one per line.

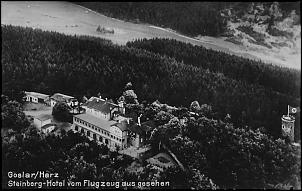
left=1, top=1, right=301, bottom=189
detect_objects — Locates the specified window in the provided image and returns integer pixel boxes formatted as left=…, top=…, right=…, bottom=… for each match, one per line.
left=93, top=133, right=97, bottom=140
left=99, top=136, right=103, bottom=142
left=81, top=128, right=84, bottom=134
left=75, top=125, right=78, bottom=131
left=87, top=131, right=90, bottom=137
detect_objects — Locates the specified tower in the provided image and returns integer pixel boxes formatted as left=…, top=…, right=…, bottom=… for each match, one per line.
left=281, top=115, right=295, bottom=142
left=118, top=100, right=125, bottom=115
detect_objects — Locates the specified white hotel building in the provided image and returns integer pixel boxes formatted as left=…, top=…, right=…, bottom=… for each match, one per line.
left=72, top=97, right=129, bottom=150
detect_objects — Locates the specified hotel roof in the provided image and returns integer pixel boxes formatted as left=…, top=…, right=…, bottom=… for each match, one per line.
left=74, top=113, right=116, bottom=132
left=83, top=97, right=118, bottom=114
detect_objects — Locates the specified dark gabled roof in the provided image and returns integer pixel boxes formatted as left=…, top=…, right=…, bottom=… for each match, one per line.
left=83, top=97, right=118, bottom=114
left=128, top=124, right=144, bottom=135
left=128, top=120, right=155, bottom=136
left=111, top=120, right=129, bottom=131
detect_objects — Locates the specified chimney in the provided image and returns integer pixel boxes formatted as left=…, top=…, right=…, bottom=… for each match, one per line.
left=109, top=107, right=112, bottom=120
left=127, top=118, right=130, bottom=124
left=99, top=95, right=102, bottom=99
left=105, top=98, right=107, bottom=102
left=138, top=114, right=142, bottom=126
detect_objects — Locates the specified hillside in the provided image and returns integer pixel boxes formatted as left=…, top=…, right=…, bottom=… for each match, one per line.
left=2, top=2, right=301, bottom=189
left=76, top=2, right=301, bottom=69
left=2, top=25, right=300, bottom=140
left=1, top=1, right=300, bottom=69
left=218, top=2, right=301, bottom=70
left=127, top=38, right=300, bottom=97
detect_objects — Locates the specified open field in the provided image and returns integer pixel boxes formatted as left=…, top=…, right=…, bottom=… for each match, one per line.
left=23, top=102, right=52, bottom=117
left=1, top=1, right=300, bottom=69
left=23, top=102, right=51, bottom=111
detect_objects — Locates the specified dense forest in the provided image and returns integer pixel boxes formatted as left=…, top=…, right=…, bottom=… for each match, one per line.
left=2, top=25, right=300, bottom=140
left=145, top=99, right=301, bottom=189
left=75, top=2, right=300, bottom=37
left=127, top=38, right=300, bottom=97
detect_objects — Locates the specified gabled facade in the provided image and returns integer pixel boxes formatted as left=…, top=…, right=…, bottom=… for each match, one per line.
left=50, top=93, right=75, bottom=107
left=25, top=91, right=49, bottom=104
left=34, top=114, right=52, bottom=130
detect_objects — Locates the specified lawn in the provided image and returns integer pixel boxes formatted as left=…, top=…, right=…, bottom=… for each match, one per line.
left=23, top=102, right=52, bottom=118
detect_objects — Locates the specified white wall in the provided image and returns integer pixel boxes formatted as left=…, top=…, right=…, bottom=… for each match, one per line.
left=34, top=118, right=51, bottom=130
left=73, top=117, right=127, bottom=150
left=34, top=118, right=42, bottom=129
left=27, top=96, right=38, bottom=103
left=110, top=125, right=122, bottom=138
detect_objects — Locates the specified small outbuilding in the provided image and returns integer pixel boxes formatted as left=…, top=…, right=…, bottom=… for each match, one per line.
left=25, top=91, right=50, bottom=104
left=50, top=93, right=75, bottom=107
left=34, top=114, right=52, bottom=130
